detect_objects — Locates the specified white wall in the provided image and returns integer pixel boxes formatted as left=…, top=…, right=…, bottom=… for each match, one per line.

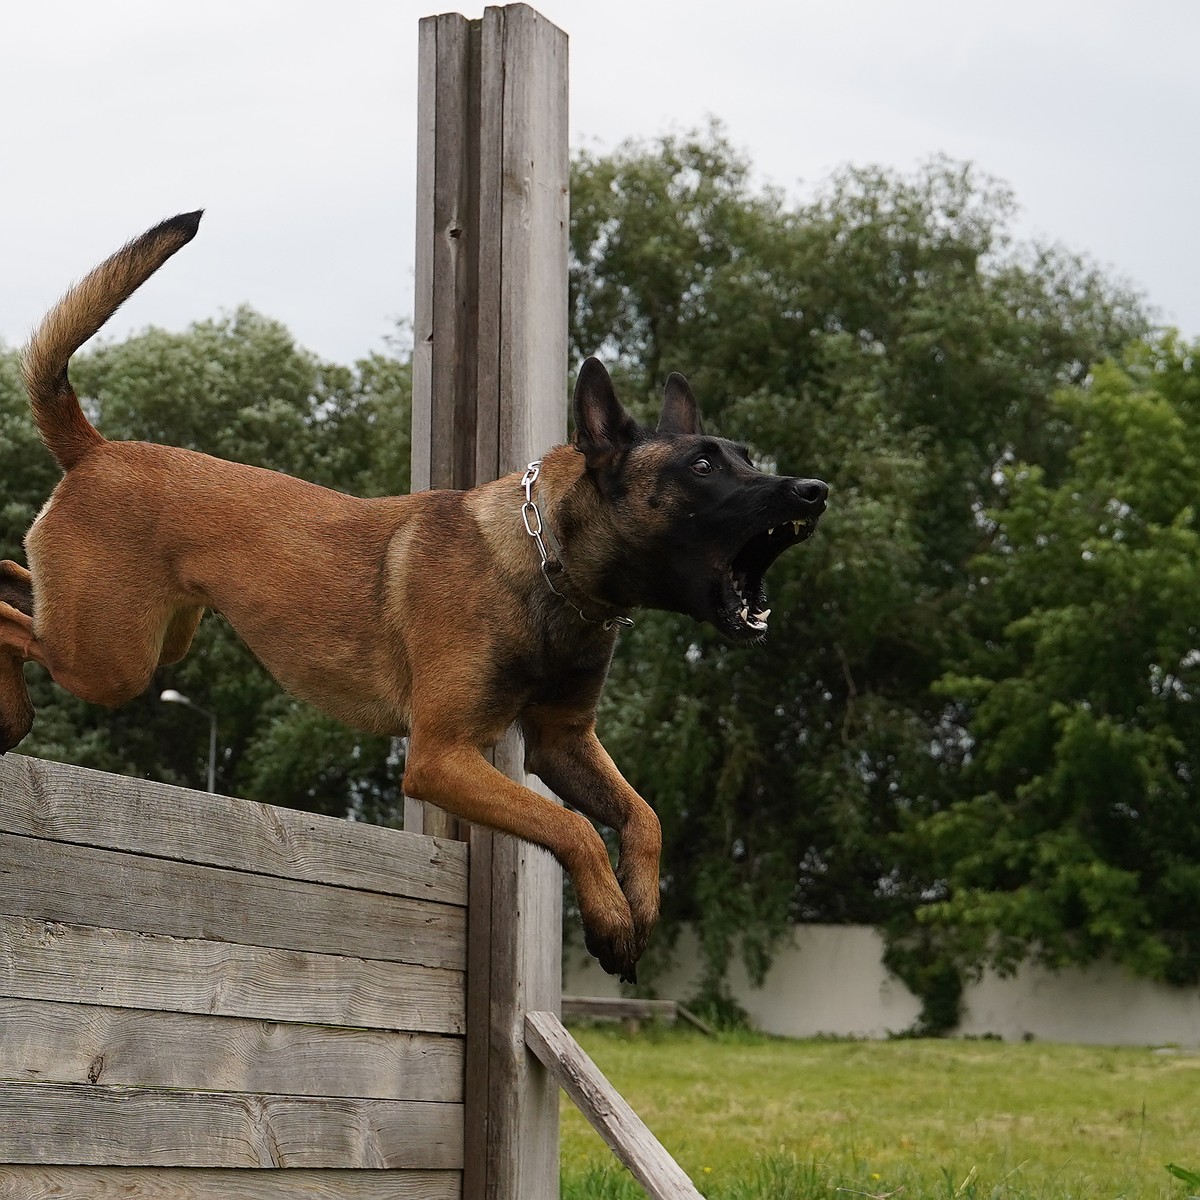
left=565, top=924, right=1200, bottom=1046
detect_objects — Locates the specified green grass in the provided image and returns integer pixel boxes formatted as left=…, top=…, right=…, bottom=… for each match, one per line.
left=559, top=1026, right=1200, bottom=1199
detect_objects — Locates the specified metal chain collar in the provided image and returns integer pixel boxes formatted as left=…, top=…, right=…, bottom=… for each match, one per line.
left=520, top=460, right=634, bottom=633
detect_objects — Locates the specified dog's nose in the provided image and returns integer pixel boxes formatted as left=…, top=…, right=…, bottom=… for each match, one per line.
left=793, top=478, right=829, bottom=509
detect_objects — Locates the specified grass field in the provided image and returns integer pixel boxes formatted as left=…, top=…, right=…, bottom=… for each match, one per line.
left=559, top=1026, right=1200, bottom=1200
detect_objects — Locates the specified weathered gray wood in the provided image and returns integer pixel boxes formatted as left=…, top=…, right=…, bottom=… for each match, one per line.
left=433, top=13, right=481, bottom=496
left=469, top=11, right=569, bottom=1198
left=0, top=831, right=465, bottom=970
left=0, top=754, right=467, bottom=905
left=525, top=1012, right=703, bottom=1200
left=0, top=1167, right=461, bottom=1200
left=407, top=9, right=478, bottom=846
left=0, top=1082, right=463, bottom=1169
left=493, top=5, right=570, bottom=475
left=562, top=996, right=679, bottom=1022
left=410, top=12, right=439, bottom=499
left=562, top=995, right=716, bottom=1036
left=0, top=996, right=464, bottom=1102
left=412, top=7, right=570, bottom=1198
left=0, top=915, right=465, bottom=1034
left=474, top=738, right=563, bottom=1198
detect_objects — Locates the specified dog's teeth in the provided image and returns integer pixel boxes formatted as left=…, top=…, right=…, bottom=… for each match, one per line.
left=793, top=520, right=805, bottom=535
left=740, top=606, right=749, bottom=621
left=754, top=609, right=771, bottom=622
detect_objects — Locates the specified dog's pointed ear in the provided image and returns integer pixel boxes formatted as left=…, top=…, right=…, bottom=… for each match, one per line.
left=573, top=357, right=639, bottom=467
left=657, top=373, right=704, bottom=436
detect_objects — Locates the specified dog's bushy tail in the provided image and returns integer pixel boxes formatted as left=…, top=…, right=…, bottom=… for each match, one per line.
left=22, top=211, right=203, bottom=469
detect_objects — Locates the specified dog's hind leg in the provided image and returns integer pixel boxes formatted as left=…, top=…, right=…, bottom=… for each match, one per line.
left=159, top=606, right=204, bottom=665
left=0, top=582, right=163, bottom=712
left=0, top=601, right=37, bottom=751
left=403, top=735, right=641, bottom=981
left=0, top=561, right=34, bottom=618
left=521, top=711, right=662, bottom=970
left=0, top=655, right=33, bottom=752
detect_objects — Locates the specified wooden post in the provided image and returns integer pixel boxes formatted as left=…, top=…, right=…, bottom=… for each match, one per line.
left=410, top=6, right=567, bottom=1198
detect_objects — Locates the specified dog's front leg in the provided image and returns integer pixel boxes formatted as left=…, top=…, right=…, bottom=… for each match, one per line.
left=403, top=735, right=641, bottom=981
left=520, top=709, right=661, bottom=972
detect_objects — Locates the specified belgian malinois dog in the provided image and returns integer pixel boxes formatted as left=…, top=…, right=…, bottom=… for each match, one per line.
left=0, top=213, right=827, bottom=980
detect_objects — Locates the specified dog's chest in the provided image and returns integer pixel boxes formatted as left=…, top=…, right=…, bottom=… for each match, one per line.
left=490, top=628, right=615, bottom=713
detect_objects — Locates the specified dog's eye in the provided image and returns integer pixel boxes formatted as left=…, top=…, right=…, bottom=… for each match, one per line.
left=691, top=457, right=713, bottom=476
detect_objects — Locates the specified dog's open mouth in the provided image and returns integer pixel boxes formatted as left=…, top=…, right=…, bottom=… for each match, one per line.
left=718, top=516, right=820, bottom=641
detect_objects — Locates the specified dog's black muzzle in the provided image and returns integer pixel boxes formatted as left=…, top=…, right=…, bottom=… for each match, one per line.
left=712, top=473, right=829, bottom=642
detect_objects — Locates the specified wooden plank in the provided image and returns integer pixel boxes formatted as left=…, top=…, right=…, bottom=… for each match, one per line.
left=0, top=754, right=467, bottom=905
left=413, top=7, right=569, bottom=1198
left=411, top=14, right=437, bottom=497
left=433, top=11, right=481, bottom=496
left=495, top=3, right=570, bottom=476
left=474, top=739, right=562, bottom=1199
left=561, top=996, right=714, bottom=1035
left=525, top=1011, right=703, bottom=1200
left=468, top=10, right=569, bottom=1199
left=0, top=996, right=464, bottom=1103
left=407, top=9, right=475, bottom=846
left=471, top=4, right=504, bottom=485
left=562, top=996, right=679, bottom=1022
left=0, top=915, right=465, bottom=1035
left=0, top=1167, right=462, bottom=1200
left=0, top=1082, right=462, bottom=1169
left=0, top=831, right=465, bottom=970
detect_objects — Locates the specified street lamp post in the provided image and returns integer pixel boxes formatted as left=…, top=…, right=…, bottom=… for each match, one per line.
left=160, top=689, right=218, bottom=793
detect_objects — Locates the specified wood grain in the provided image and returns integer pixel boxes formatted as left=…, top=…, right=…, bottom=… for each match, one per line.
left=0, top=996, right=464, bottom=1102
left=0, top=830, right=465, bottom=969
left=0, top=1167, right=461, bottom=1200
left=0, top=914, right=465, bottom=1034
left=470, top=10, right=569, bottom=1198
left=562, top=995, right=716, bottom=1035
left=0, top=1082, right=463, bottom=1169
left=0, top=754, right=467, bottom=905
left=525, top=1011, right=703, bottom=1200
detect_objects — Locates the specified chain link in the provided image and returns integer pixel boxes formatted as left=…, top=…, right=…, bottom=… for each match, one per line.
left=520, top=461, right=551, bottom=564
left=519, top=460, right=633, bottom=633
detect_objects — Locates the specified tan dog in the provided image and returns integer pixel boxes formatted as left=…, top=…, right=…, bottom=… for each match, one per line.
left=0, top=214, right=828, bottom=979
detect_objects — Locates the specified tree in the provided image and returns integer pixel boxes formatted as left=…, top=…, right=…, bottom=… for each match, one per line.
left=570, top=127, right=1148, bottom=1003
left=898, top=337, right=1200, bottom=1010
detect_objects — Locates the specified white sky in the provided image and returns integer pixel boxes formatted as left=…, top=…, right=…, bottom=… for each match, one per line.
left=2, top=0, right=1196, bottom=367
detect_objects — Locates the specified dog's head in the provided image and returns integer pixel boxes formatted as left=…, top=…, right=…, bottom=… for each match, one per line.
left=572, top=358, right=828, bottom=643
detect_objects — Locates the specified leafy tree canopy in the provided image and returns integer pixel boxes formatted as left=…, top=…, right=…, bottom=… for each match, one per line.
left=571, top=127, right=1148, bottom=1000
left=903, top=336, right=1200, bottom=998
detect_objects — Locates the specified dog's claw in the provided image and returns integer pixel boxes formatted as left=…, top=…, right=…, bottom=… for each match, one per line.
left=583, top=923, right=642, bottom=982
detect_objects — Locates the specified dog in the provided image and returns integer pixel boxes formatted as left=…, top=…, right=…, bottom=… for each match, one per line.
left=0, top=213, right=828, bottom=980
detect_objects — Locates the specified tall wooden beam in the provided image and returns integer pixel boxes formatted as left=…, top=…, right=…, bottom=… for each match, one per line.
left=410, top=6, right=567, bottom=1198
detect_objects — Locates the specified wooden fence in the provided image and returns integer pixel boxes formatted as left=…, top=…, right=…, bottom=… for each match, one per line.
left=0, top=752, right=469, bottom=1197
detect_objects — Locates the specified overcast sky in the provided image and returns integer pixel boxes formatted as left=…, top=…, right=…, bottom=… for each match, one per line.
left=2, top=1, right=1196, bottom=367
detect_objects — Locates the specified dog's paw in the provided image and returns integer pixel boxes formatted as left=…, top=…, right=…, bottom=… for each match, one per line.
left=583, top=923, right=642, bottom=983
left=616, top=872, right=659, bottom=963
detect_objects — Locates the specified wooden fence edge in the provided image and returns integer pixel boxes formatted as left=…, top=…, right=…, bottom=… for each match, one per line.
left=523, top=1011, right=703, bottom=1200
left=561, top=995, right=715, bottom=1037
